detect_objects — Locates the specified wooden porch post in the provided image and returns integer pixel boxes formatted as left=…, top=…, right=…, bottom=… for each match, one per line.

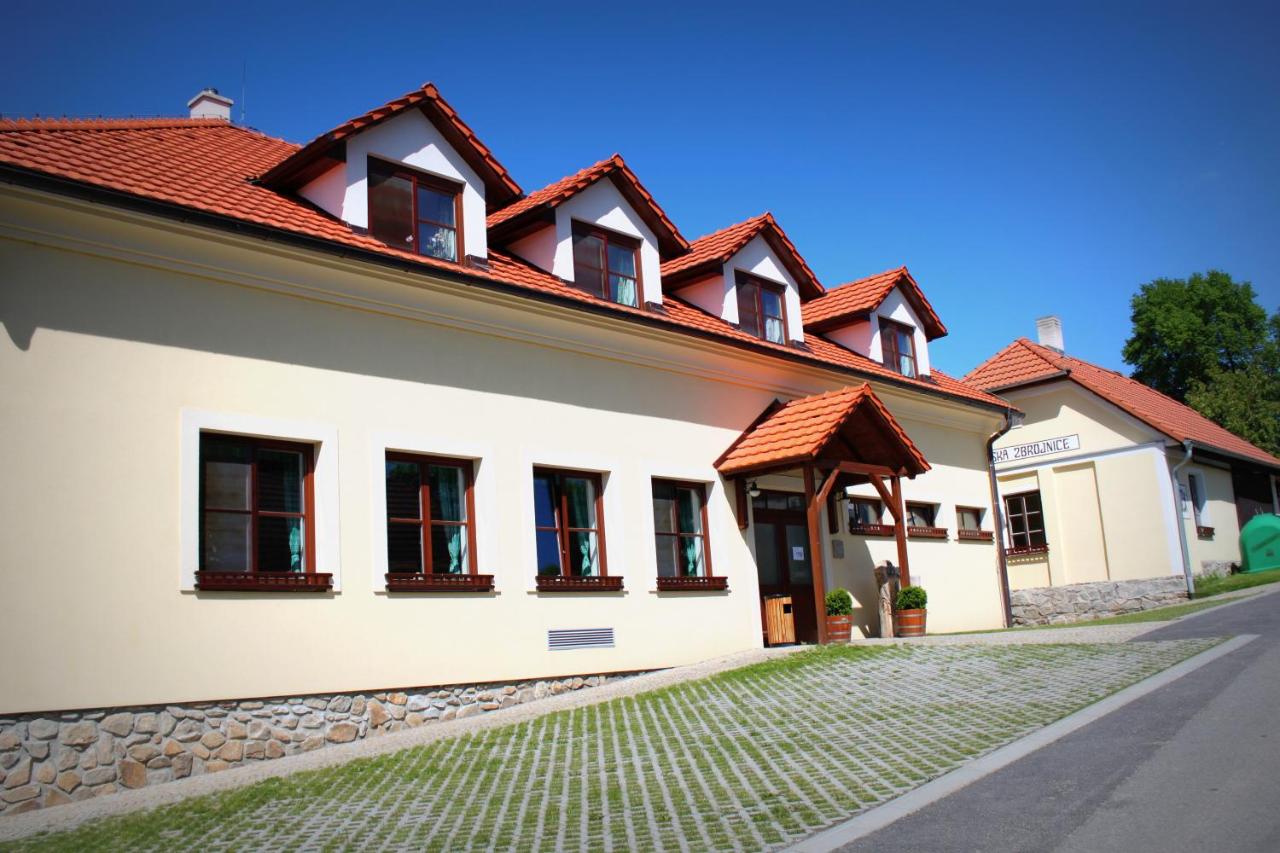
left=891, top=474, right=911, bottom=587
left=804, top=465, right=830, bottom=645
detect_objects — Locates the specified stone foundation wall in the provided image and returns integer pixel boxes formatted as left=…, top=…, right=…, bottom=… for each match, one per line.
left=1009, top=576, right=1188, bottom=626
left=0, top=672, right=634, bottom=816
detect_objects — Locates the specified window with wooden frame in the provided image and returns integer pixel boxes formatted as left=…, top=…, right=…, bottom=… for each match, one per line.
left=906, top=502, right=947, bottom=539
left=879, top=318, right=918, bottom=378
left=384, top=454, right=490, bottom=591
left=571, top=222, right=641, bottom=307
left=533, top=468, right=619, bottom=590
left=652, top=480, right=726, bottom=590
left=367, top=157, right=463, bottom=262
left=956, top=505, right=993, bottom=541
left=735, top=271, right=788, bottom=344
left=1187, top=472, right=1214, bottom=538
left=848, top=497, right=894, bottom=536
left=198, top=434, right=331, bottom=591
left=1004, top=491, right=1048, bottom=554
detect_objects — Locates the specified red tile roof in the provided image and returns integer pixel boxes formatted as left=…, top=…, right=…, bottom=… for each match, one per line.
left=965, top=339, right=1280, bottom=468
left=257, top=83, right=522, bottom=207
left=0, top=110, right=1009, bottom=414
left=660, top=213, right=824, bottom=301
left=486, top=154, right=688, bottom=256
left=802, top=266, right=947, bottom=340
left=716, top=384, right=930, bottom=476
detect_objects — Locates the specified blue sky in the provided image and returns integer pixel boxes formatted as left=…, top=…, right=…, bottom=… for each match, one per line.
left=4, top=1, right=1278, bottom=376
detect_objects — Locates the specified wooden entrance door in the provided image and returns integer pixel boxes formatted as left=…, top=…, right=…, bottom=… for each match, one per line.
left=753, top=491, right=818, bottom=643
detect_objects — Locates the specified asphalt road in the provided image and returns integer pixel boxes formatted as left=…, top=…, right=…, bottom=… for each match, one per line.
left=842, top=591, right=1280, bottom=853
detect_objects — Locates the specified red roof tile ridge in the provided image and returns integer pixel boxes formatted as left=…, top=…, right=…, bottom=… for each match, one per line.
left=0, top=116, right=234, bottom=132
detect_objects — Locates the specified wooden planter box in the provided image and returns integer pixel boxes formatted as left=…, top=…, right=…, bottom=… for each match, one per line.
left=385, top=573, right=494, bottom=592
left=957, top=529, right=994, bottom=541
left=907, top=526, right=948, bottom=540
left=894, top=608, right=926, bottom=637
left=656, top=576, right=728, bottom=591
left=536, top=575, right=624, bottom=592
left=848, top=523, right=897, bottom=537
left=825, top=614, right=853, bottom=644
left=195, top=572, right=333, bottom=592
left=1006, top=544, right=1049, bottom=557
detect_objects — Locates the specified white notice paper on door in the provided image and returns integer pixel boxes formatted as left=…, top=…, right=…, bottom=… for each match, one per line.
left=791, top=546, right=805, bottom=561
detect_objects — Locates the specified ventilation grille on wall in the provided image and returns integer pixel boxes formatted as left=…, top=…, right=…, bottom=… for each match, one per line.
left=548, top=628, right=615, bottom=651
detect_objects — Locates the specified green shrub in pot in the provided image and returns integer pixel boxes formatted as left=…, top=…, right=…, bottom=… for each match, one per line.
left=895, top=585, right=927, bottom=611
left=825, top=588, right=853, bottom=616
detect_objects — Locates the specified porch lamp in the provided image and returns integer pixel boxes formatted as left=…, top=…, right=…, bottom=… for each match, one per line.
left=747, top=480, right=762, bottom=498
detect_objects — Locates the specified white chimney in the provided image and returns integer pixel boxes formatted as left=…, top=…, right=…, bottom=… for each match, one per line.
left=187, top=88, right=233, bottom=121
left=1036, top=315, right=1064, bottom=353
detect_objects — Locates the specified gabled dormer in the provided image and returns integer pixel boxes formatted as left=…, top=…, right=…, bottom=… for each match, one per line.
left=801, top=267, right=947, bottom=378
left=486, top=155, right=688, bottom=309
left=258, top=84, right=522, bottom=264
left=660, top=213, right=824, bottom=345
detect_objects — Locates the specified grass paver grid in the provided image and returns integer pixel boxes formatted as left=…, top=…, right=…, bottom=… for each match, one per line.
left=6, top=639, right=1219, bottom=853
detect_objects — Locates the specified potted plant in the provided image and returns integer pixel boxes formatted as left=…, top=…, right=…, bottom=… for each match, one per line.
left=894, top=585, right=928, bottom=637
left=825, top=588, right=854, bottom=644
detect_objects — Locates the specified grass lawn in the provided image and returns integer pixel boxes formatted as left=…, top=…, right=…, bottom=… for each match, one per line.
left=3, top=639, right=1219, bottom=852
left=1195, top=567, right=1280, bottom=598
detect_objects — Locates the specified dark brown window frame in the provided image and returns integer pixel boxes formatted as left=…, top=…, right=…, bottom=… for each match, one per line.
left=905, top=502, right=947, bottom=539
left=879, top=317, right=918, bottom=378
left=1004, top=490, right=1048, bottom=555
left=848, top=497, right=896, bottom=536
left=652, top=479, right=727, bottom=591
left=384, top=453, right=491, bottom=592
left=196, top=433, right=331, bottom=592
left=533, top=467, right=618, bottom=591
left=735, top=270, right=789, bottom=344
left=367, top=156, right=465, bottom=263
left=571, top=220, right=642, bottom=307
left=956, top=505, right=993, bottom=541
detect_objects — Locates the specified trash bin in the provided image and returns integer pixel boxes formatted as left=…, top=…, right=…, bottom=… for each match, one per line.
left=1240, top=514, right=1280, bottom=573
left=762, top=595, right=796, bottom=646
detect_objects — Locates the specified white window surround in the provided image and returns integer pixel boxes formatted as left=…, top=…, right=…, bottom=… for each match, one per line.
left=670, top=236, right=804, bottom=343
left=180, top=409, right=341, bottom=591
left=367, top=431, right=497, bottom=594
left=519, top=450, right=626, bottom=591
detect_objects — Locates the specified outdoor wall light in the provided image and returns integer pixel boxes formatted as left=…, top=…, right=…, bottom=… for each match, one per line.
left=747, top=480, right=761, bottom=498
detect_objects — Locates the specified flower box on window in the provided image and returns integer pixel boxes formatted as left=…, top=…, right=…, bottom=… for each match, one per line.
left=1006, top=544, right=1050, bottom=557
left=957, top=528, right=994, bottom=542
left=907, top=526, right=948, bottom=540
left=385, top=573, right=494, bottom=592
left=536, top=575, right=623, bottom=592
left=1197, top=526, right=1215, bottom=539
left=849, top=523, right=897, bottom=537
left=196, top=572, right=333, bottom=592
left=656, top=576, right=728, bottom=592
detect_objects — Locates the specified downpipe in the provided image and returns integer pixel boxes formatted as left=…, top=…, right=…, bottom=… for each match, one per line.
left=1170, top=440, right=1196, bottom=597
left=985, top=408, right=1018, bottom=627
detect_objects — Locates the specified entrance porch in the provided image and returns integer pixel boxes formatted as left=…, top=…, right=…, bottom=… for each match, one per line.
left=715, top=385, right=931, bottom=644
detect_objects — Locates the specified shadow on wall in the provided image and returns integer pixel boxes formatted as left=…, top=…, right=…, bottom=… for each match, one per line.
left=829, top=535, right=885, bottom=637
left=0, top=243, right=768, bottom=430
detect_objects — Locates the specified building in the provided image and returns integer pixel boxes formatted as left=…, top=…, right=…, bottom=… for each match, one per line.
left=966, top=317, right=1280, bottom=601
left=0, top=83, right=1015, bottom=805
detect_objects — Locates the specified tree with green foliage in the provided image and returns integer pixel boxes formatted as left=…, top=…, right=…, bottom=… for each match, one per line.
left=1123, top=271, right=1279, bottom=455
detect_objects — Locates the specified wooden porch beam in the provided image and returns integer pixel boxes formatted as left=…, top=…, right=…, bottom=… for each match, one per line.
left=832, top=460, right=900, bottom=479
left=891, top=474, right=911, bottom=587
left=868, top=474, right=897, bottom=519
left=734, top=477, right=749, bottom=531
left=803, top=465, right=830, bottom=645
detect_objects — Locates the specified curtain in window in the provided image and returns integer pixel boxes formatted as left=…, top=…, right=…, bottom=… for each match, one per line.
left=764, top=316, right=785, bottom=344
left=565, top=477, right=598, bottom=576
left=429, top=465, right=466, bottom=573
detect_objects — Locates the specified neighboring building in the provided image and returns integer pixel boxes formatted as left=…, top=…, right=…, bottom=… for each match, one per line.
left=966, top=317, right=1280, bottom=594
left=0, top=81, right=1013, bottom=748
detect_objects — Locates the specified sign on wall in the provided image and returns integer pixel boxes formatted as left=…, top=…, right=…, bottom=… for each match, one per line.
left=993, top=434, right=1080, bottom=464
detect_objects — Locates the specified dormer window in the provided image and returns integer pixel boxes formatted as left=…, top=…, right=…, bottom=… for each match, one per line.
left=736, top=272, right=787, bottom=344
left=571, top=222, right=640, bottom=307
left=880, top=318, right=918, bottom=377
left=367, top=158, right=462, bottom=262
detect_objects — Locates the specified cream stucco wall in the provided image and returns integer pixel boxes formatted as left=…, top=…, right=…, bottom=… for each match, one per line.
left=0, top=186, right=1006, bottom=714
left=1178, top=461, right=1243, bottom=569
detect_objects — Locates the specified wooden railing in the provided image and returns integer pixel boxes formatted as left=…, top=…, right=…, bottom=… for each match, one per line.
left=385, top=573, right=495, bottom=592
left=195, top=572, right=333, bottom=592
left=907, top=526, right=948, bottom=540
left=536, top=575, right=624, bottom=592
left=656, top=576, right=728, bottom=591
left=957, top=528, right=994, bottom=541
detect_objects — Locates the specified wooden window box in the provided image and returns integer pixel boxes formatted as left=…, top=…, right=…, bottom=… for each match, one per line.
left=656, top=576, right=728, bottom=591
left=536, top=575, right=624, bottom=592
left=195, top=572, right=333, bottom=592
left=849, top=523, right=897, bottom=537
left=385, top=573, right=494, bottom=592
left=1197, top=526, right=1215, bottom=539
left=1006, top=544, right=1049, bottom=557
left=957, top=529, right=994, bottom=542
left=907, top=526, right=948, bottom=540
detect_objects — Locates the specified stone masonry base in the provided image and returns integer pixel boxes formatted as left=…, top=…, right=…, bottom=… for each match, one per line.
left=1009, top=576, right=1188, bottom=626
left=0, top=671, right=636, bottom=816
